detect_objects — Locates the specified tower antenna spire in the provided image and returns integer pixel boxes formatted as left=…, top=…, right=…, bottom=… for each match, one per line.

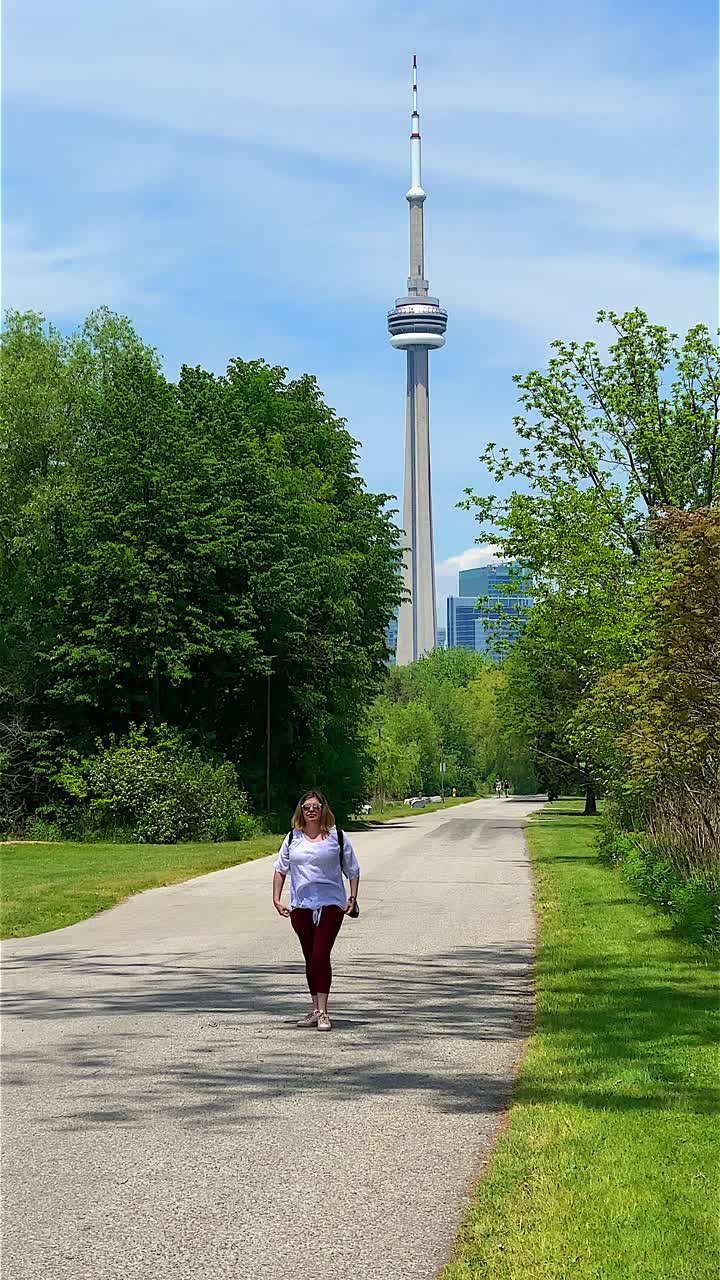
left=408, top=54, right=424, bottom=203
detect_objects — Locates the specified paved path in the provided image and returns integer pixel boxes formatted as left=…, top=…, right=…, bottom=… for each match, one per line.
left=2, top=796, right=541, bottom=1280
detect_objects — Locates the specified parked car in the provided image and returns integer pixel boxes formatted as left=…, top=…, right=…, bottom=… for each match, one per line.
left=358, top=802, right=372, bottom=815
left=429, top=795, right=442, bottom=803
left=408, top=795, right=430, bottom=808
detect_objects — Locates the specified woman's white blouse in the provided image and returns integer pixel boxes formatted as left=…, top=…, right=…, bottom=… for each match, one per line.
left=273, top=827, right=360, bottom=911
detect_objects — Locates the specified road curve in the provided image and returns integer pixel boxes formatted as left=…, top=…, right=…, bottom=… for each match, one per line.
left=1, top=795, right=542, bottom=1280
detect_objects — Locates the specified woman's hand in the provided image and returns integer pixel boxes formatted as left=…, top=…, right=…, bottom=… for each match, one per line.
left=274, top=899, right=291, bottom=917
left=344, top=896, right=356, bottom=915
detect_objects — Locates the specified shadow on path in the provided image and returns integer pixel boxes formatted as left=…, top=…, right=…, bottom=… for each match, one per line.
left=3, top=933, right=715, bottom=1132
left=3, top=944, right=533, bottom=1130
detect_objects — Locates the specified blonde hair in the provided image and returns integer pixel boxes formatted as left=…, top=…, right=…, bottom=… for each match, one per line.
left=291, top=789, right=336, bottom=838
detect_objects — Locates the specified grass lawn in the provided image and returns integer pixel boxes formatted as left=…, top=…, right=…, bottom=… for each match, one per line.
left=349, top=794, right=485, bottom=827
left=0, top=833, right=281, bottom=938
left=442, top=800, right=719, bottom=1280
left=0, top=795, right=485, bottom=938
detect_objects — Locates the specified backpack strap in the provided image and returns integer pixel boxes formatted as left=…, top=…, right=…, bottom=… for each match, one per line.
left=337, top=827, right=345, bottom=875
left=288, top=826, right=348, bottom=875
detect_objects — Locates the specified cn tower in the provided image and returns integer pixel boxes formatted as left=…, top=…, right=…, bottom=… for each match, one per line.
left=388, top=55, right=447, bottom=666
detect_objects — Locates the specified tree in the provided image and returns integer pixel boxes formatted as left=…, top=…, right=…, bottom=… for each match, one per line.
left=0, top=309, right=404, bottom=829
left=571, top=507, right=720, bottom=857
left=502, top=602, right=598, bottom=811
left=363, top=648, right=537, bottom=800
left=466, top=309, right=719, bottom=577
left=467, top=664, right=537, bottom=794
left=463, top=310, right=719, bottom=814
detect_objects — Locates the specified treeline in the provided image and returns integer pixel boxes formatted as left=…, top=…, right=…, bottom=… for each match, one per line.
left=469, top=309, right=719, bottom=942
left=0, top=309, right=403, bottom=838
left=363, top=647, right=536, bottom=802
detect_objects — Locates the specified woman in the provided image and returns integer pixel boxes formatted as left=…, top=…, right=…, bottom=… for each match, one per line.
left=273, top=790, right=360, bottom=1031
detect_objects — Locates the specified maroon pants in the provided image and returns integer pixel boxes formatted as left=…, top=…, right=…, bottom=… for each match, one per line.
left=290, top=905, right=345, bottom=995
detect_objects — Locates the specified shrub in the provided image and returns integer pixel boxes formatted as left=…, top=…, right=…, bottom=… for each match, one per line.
left=0, top=717, right=51, bottom=837
left=56, top=725, right=255, bottom=843
left=23, top=815, right=67, bottom=843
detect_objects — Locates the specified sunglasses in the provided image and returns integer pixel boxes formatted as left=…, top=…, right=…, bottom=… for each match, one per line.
left=302, top=801, right=321, bottom=811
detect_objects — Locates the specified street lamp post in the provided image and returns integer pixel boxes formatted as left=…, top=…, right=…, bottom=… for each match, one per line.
left=265, top=662, right=272, bottom=815
left=377, top=719, right=385, bottom=813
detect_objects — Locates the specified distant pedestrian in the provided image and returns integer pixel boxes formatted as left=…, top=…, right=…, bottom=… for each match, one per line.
left=273, top=789, right=360, bottom=1032
left=495, top=780, right=502, bottom=796
left=503, top=780, right=510, bottom=797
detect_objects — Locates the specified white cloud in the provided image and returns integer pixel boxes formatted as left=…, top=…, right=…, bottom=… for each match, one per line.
left=439, top=251, right=717, bottom=342
left=3, top=1, right=716, bottom=337
left=4, top=2, right=710, bottom=138
left=4, top=2, right=714, bottom=245
left=435, top=543, right=503, bottom=618
left=437, top=545, right=503, bottom=581
left=1, top=223, right=160, bottom=315
left=431, top=152, right=715, bottom=246
left=2, top=0, right=716, bottom=568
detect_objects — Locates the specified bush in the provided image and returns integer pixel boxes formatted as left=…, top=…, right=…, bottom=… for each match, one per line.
left=23, top=815, right=67, bottom=843
left=598, top=820, right=720, bottom=948
left=56, top=725, right=256, bottom=843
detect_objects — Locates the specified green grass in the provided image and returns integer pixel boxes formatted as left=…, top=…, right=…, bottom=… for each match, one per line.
left=348, top=794, right=485, bottom=827
left=0, top=834, right=281, bottom=938
left=0, top=795, right=485, bottom=938
left=442, top=800, right=720, bottom=1280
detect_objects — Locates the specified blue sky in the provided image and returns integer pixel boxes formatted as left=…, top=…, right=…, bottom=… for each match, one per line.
left=3, top=0, right=718, bottom=609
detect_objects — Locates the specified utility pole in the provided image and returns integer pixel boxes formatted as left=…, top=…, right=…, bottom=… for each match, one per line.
left=377, top=718, right=385, bottom=812
left=439, top=739, right=445, bottom=804
left=265, top=662, right=272, bottom=815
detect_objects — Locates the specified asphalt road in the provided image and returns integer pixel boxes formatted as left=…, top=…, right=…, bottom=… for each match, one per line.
left=2, top=795, right=542, bottom=1280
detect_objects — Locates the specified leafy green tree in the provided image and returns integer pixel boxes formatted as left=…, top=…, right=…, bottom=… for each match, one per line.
left=0, top=309, right=403, bottom=830
left=467, top=665, right=537, bottom=793
left=463, top=310, right=719, bottom=813
left=467, top=309, right=719, bottom=576
left=380, top=648, right=491, bottom=794
left=365, top=648, right=536, bottom=800
left=368, top=702, right=422, bottom=802
left=502, top=603, right=597, bottom=809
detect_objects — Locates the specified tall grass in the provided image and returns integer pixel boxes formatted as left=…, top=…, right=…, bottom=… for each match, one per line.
left=598, top=820, right=720, bottom=948
left=646, top=767, right=720, bottom=877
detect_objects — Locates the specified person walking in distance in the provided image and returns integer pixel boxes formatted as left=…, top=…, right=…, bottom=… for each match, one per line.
left=273, top=790, right=360, bottom=1031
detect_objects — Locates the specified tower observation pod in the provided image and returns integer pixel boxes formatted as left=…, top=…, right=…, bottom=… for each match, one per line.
left=387, top=55, right=447, bottom=666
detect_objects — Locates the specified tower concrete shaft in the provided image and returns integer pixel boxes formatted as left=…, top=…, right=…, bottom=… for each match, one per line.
left=400, top=347, right=436, bottom=662
left=387, top=55, right=447, bottom=666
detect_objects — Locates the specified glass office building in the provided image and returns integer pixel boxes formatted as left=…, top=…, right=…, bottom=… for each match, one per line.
left=446, top=597, right=482, bottom=649
left=385, top=610, right=399, bottom=664
left=446, top=562, right=533, bottom=656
